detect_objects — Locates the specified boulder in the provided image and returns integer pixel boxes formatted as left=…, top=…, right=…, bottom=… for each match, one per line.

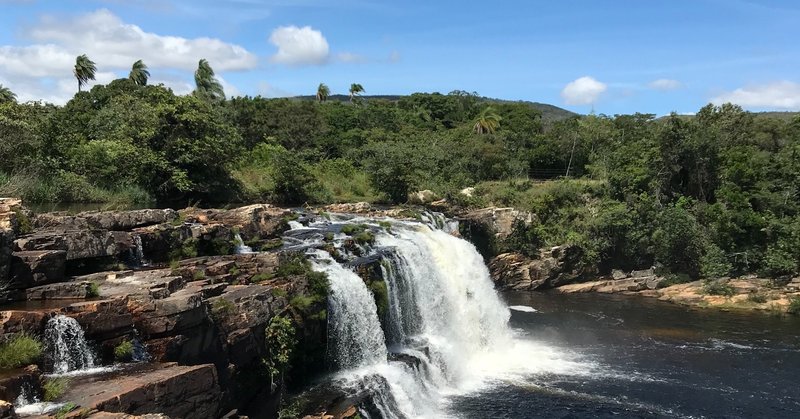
left=0, top=365, right=41, bottom=404
left=461, top=207, right=535, bottom=240
left=6, top=250, right=66, bottom=289
left=0, top=310, right=48, bottom=336
left=0, top=230, right=13, bottom=290
left=26, top=281, right=95, bottom=300
left=65, top=298, right=134, bottom=341
left=489, top=245, right=591, bottom=290
left=14, top=230, right=133, bottom=261
left=130, top=291, right=206, bottom=337
left=34, top=209, right=178, bottom=231
left=61, top=363, right=221, bottom=418
left=488, top=253, right=548, bottom=290
left=0, top=400, right=15, bottom=419
left=181, top=205, right=291, bottom=240
left=324, top=202, right=372, bottom=214
left=407, top=190, right=438, bottom=205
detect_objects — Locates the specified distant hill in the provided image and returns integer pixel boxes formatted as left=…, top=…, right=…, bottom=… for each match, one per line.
left=292, top=94, right=578, bottom=123
left=752, top=111, right=799, bottom=121
left=659, top=111, right=799, bottom=122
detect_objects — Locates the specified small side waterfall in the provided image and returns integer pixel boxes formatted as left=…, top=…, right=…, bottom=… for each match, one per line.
left=234, top=233, right=254, bottom=254
left=43, top=315, right=96, bottom=374
left=131, top=234, right=147, bottom=266
left=310, top=250, right=387, bottom=369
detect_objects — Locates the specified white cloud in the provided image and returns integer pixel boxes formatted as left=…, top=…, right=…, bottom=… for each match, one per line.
left=561, top=76, right=607, bottom=105
left=0, top=9, right=257, bottom=104
left=711, top=81, right=800, bottom=110
left=25, top=9, right=257, bottom=71
left=388, top=50, right=401, bottom=63
left=648, top=78, right=683, bottom=91
left=336, top=52, right=365, bottom=63
left=269, top=25, right=329, bottom=66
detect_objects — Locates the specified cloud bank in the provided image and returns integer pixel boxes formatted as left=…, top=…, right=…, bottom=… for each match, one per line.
left=0, top=9, right=255, bottom=103
left=712, top=81, right=800, bottom=110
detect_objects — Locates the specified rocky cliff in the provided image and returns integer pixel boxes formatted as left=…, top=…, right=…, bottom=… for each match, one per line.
left=0, top=201, right=329, bottom=419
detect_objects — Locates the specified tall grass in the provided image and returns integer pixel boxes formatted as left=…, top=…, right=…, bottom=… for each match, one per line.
left=0, top=333, right=43, bottom=369
left=0, top=171, right=153, bottom=206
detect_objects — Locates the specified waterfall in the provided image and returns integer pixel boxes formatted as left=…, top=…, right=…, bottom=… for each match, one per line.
left=234, top=233, right=254, bottom=254
left=310, top=250, right=387, bottom=369
left=43, top=315, right=96, bottom=374
left=295, top=212, right=585, bottom=418
left=131, top=234, right=147, bottom=266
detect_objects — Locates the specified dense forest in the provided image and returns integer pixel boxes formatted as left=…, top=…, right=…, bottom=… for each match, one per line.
left=0, top=59, right=799, bottom=281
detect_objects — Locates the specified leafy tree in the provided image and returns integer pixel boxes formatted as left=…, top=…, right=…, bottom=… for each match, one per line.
left=473, top=106, right=502, bottom=134
left=128, top=59, right=150, bottom=86
left=316, top=83, right=330, bottom=102
left=0, top=85, right=16, bottom=104
left=348, top=83, right=364, bottom=103
left=73, top=54, right=97, bottom=92
left=193, top=59, right=225, bottom=102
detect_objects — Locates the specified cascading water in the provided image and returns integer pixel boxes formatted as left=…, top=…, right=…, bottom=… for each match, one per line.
left=234, top=233, right=254, bottom=254
left=131, top=234, right=147, bottom=266
left=43, top=315, right=96, bottom=374
left=310, top=250, right=387, bottom=369
left=292, top=213, right=592, bottom=418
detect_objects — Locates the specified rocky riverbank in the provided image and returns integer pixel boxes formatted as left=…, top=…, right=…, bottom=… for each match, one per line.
left=2, top=198, right=797, bottom=418
left=455, top=203, right=800, bottom=315
left=0, top=199, right=338, bottom=418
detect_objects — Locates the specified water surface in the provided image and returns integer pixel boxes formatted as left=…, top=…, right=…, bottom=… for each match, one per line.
left=448, top=292, right=800, bottom=418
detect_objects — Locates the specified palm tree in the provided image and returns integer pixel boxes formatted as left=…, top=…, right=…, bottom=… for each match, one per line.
left=193, top=59, right=225, bottom=102
left=128, top=60, right=150, bottom=86
left=73, top=54, right=97, bottom=92
left=0, top=85, right=16, bottom=104
left=349, top=83, right=364, bottom=103
left=316, top=83, right=330, bottom=103
left=473, top=106, right=502, bottom=134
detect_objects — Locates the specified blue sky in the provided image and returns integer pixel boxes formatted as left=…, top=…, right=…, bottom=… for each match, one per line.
left=1, top=0, right=799, bottom=115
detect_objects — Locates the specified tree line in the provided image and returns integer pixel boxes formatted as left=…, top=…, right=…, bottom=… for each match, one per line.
left=0, top=55, right=798, bottom=279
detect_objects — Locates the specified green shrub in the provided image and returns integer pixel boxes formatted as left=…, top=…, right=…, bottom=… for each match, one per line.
left=0, top=333, right=43, bottom=369
left=264, top=316, right=296, bottom=378
left=114, top=340, right=135, bottom=362
left=702, top=280, right=736, bottom=297
left=43, top=377, right=70, bottom=401
left=276, top=254, right=309, bottom=277
left=193, top=270, right=206, bottom=280
left=54, top=402, right=78, bottom=419
left=788, top=296, right=800, bottom=315
left=212, top=298, right=236, bottom=317
left=290, top=295, right=316, bottom=311
left=658, top=273, right=693, bottom=288
left=369, top=281, right=389, bottom=317
left=86, top=282, right=100, bottom=298
left=270, top=287, right=288, bottom=298
left=340, top=224, right=367, bottom=235
left=13, top=208, right=32, bottom=235
left=354, top=231, right=375, bottom=245
left=252, top=272, right=274, bottom=283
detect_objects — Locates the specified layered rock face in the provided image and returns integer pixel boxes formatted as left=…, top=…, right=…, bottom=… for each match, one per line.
left=489, top=245, right=591, bottom=290
left=0, top=201, right=327, bottom=418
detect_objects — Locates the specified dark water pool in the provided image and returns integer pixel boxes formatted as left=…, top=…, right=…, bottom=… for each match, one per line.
left=449, top=292, right=800, bottom=418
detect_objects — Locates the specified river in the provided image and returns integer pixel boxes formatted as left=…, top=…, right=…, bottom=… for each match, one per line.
left=448, top=292, right=800, bottom=418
